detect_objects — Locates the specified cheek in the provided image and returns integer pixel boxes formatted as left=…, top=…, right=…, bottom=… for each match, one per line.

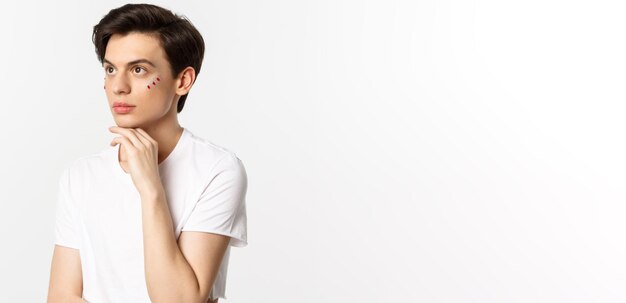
left=146, top=75, right=162, bottom=91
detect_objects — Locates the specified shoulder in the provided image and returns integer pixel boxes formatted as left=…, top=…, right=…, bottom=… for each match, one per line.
left=185, top=130, right=246, bottom=174
left=60, top=147, right=112, bottom=182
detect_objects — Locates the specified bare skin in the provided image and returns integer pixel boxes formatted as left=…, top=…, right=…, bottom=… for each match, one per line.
left=102, top=31, right=190, bottom=169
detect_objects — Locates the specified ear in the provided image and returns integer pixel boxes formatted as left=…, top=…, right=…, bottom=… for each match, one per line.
left=175, top=66, right=196, bottom=97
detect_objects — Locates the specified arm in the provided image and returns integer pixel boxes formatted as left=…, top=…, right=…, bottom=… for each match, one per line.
left=141, top=190, right=230, bottom=303
left=47, top=245, right=88, bottom=303
left=106, top=127, right=242, bottom=303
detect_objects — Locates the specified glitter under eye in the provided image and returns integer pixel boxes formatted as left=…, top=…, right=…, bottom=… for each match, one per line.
left=147, top=76, right=161, bottom=90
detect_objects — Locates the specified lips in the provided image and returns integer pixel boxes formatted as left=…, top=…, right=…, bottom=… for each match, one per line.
left=113, top=101, right=135, bottom=108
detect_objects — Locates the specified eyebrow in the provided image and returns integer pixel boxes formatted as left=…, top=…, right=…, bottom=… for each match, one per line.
left=103, top=58, right=157, bottom=68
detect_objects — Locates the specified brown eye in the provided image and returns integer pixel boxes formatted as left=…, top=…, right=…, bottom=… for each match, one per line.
left=134, top=66, right=146, bottom=74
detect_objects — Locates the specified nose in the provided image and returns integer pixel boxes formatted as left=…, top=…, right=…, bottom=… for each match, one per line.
left=109, top=73, right=131, bottom=95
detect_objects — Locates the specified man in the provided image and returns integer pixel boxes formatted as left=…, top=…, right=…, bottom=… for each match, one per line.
left=47, top=4, right=248, bottom=303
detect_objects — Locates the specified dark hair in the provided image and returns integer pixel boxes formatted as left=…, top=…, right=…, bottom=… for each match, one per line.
left=92, top=3, right=205, bottom=113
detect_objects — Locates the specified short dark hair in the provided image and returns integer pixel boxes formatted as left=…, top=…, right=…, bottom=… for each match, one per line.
left=92, top=3, right=205, bottom=113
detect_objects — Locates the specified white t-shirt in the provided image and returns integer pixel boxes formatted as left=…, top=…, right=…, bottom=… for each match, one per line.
left=53, top=127, right=248, bottom=302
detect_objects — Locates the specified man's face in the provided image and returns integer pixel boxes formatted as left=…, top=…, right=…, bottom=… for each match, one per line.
left=103, top=32, right=178, bottom=129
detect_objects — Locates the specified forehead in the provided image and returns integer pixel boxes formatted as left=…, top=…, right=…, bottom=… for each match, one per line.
left=104, top=32, right=167, bottom=66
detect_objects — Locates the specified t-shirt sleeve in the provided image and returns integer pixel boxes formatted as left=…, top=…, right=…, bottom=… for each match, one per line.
left=54, top=167, right=80, bottom=250
left=181, top=154, right=248, bottom=247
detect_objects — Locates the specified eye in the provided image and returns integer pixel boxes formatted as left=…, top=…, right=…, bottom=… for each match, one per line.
left=105, top=66, right=115, bottom=75
left=133, top=66, right=147, bottom=74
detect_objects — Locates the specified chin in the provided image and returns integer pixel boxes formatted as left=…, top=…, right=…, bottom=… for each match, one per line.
left=112, top=118, right=140, bottom=129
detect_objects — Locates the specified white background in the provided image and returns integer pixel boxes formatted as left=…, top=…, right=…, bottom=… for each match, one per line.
left=0, top=0, right=625, bottom=302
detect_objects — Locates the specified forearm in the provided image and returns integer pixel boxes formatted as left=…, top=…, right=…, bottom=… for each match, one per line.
left=48, top=295, right=89, bottom=303
left=141, top=190, right=201, bottom=303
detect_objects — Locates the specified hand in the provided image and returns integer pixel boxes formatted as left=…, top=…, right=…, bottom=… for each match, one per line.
left=109, top=126, right=164, bottom=197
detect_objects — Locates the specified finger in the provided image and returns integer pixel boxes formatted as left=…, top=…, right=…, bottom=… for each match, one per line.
left=134, top=128, right=158, bottom=146
left=128, top=128, right=153, bottom=149
left=109, top=126, right=143, bottom=148
left=110, top=136, right=135, bottom=153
